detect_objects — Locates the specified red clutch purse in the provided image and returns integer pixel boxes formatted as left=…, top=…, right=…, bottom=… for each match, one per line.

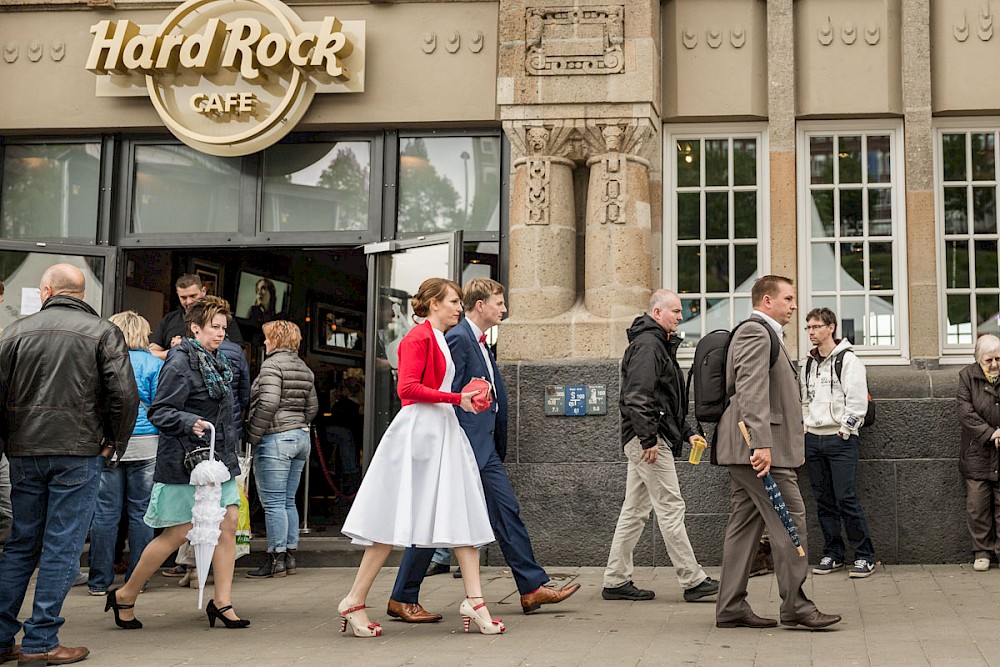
left=461, top=377, right=493, bottom=412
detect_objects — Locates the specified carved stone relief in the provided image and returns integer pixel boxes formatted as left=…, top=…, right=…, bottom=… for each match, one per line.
left=952, top=6, right=994, bottom=43
left=817, top=18, right=880, bottom=46
left=525, top=127, right=552, bottom=226
left=27, top=41, right=42, bottom=63
left=3, top=42, right=17, bottom=64
left=681, top=26, right=746, bottom=50
left=422, top=31, right=487, bottom=54
left=506, top=118, right=655, bottom=166
left=525, top=6, right=625, bottom=76
left=50, top=41, right=65, bottom=62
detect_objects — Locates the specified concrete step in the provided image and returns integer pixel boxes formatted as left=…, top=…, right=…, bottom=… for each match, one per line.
left=242, top=535, right=405, bottom=568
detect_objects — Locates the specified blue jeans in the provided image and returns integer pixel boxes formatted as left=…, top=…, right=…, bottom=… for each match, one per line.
left=805, top=433, right=875, bottom=562
left=0, top=455, right=102, bottom=654
left=87, top=458, right=156, bottom=592
left=0, top=454, right=12, bottom=552
left=253, top=430, right=309, bottom=553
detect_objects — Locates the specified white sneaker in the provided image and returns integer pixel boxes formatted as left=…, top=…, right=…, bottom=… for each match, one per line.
left=973, top=557, right=990, bottom=572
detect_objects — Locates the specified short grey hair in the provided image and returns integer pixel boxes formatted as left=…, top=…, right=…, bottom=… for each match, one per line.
left=648, top=289, right=679, bottom=314
left=974, top=334, right=1000, bottom=362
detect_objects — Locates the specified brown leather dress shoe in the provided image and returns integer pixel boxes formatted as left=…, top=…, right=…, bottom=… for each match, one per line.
left=716, top=612, right=779, bottom=628
left=0, top=644, right=19, bottom=664
left=519, top=583, right=581, bottom=614
left=386, top=599, right=443, bottom=623
left=781, top=610, right=842, bottom=629
left=17, top=645, right=89, bottom=665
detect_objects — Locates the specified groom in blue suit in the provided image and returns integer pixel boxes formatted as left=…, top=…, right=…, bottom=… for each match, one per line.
left=387, top=278, right=580, bottom=622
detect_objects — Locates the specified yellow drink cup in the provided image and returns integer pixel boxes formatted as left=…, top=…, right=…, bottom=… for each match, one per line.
left=689, top=435, right=707, bottom=465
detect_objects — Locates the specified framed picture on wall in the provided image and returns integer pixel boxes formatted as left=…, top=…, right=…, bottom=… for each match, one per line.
left=313, top=303, right=365, bottom=357
left=191, top=259, right=223, bottom=297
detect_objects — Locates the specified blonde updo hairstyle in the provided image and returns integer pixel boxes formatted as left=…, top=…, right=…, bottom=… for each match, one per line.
left=411, top=277, right=462, bottom=321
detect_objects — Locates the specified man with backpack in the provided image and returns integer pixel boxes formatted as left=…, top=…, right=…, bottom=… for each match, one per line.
left=801, top=307, right=877, bottom=578
left=714, top=275, right=840, bottom=630
left=602, top=289, right=719, bottom=603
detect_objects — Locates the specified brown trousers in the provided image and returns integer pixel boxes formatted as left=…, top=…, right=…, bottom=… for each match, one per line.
left=966, top=478, right=1000, bottom=559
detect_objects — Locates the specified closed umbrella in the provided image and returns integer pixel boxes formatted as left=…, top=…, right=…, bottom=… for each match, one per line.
left=186, top=421, right=231, bottom=609
left=737, top=420, right=805, bottom=557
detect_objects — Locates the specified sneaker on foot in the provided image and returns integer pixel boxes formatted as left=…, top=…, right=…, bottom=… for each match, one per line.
left=849, top=559, right=875, bottom=578
left=88, top=588, right=107, bottom=597
left=72, top=571, right=87, bottom=587
left=602, top=580, right=655, bottom=601
left=812, top=556, right=843, bottom=575
left=973, top=557, right=990, bottom=572
left=683, top=576, right=720, bottom=602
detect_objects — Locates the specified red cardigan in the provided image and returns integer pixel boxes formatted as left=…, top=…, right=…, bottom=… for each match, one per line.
left=396, top=320, right=462, bottom=407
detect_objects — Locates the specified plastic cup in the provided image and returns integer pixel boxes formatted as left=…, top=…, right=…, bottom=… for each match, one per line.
left=689, top=436, right=707, bottom=465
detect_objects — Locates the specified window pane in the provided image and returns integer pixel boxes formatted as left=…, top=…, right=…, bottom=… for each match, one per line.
left=262, top=142, right=370, bottom=233
left=840, top=241, right=865, bottom=288
left=810, top=136, right=834, bottom=184
left=2, top=143, right=100, bottom=240
left=869, top=242, right=893, bottom=290
left=867, top=135, right=892, bottom=184
left=705, top=297, right=730, bottom=331
left=972, top=132, right=996, bottom=181
left=945, top=240, right=970, bottom=289
left=812, top=243, right=835, bottom=290
left=947, top=294, right=973, bottom=345
left=677, top=192, right=700, bottom=240
left=734, top=296, right=751, bottom=320
left=705, top=245, right=729, bottom=292
left=705, top=192, right=728, bottom=239
left=733, top=191, right=756, bottom=238
left=974, top=186, right=997, bottom=234
left=733, top=138, right=757, bottom=186
left=677, top=246, right=700, bottom=294
left=840, top=295, right=866, bottom=345
left=977, top=294, right=1000, bottom=332
left=811, top=190, right=835, bottom=237
left=942, top=133, right=968, bottom=181
left=944, top=187, right=969, bottom=234
left=868, top=188, right=892, bottom=236
left=705, top=139, right=728, bottom=186
left=838, top=136, right=863, bottom=184
left=132, top=145, right=239, bottom=234
left=397, top=136, right=500, bottom=233
left=734, top=244, right=757, bottom=289
left=678, top=297, right=701, bottom=347
left=0, top=251, right=104, bottom=331
left=676, top=140, right=700, bottom=187
left=975, top=239, right=999, bottom=288
left=869, top=295, right=895, bottom=346
left=840, top=189, right=863, bottom=237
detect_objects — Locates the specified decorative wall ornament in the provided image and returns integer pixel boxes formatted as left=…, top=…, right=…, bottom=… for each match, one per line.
left=842, top=22, right=857, bottom=45
left=27, top=41, right=42, bottom=63
left=706, top=27, right=723, bottom=49
left=470, top=31, right=484, bottom=53
left=818, top=16, right=834, bottom=45
left=979, top=3, right=994, bottom=41
left=525, top=158, right=551, bottom=226
left=682, top=28, right=698, bottom=49
left=506, top=118, right=655, bottom=165
left=730, top=28, right=746, bottom=48
left=445, top=31, right=460, bottom=53
left=3, top=42, right=17, bottom=64
left=422, top=33, right=437, bottom=54
left=865, top=24, right=880, bottom=45
left=525, top=6, right=625, bottom=76
left=422, top=31, right=486, bottom=54
left=50, top=41, right=66, bottom=62
left=954, top=12, right=970, bottom=41
left=599, top=154, right=627, bottom=224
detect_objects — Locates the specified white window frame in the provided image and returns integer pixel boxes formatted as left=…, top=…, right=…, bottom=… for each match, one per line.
left=663, top=122, right=770, bottom=358
left=934, top=117, right=1000, bottom=362
left=796, top=119, right=909, bottom=363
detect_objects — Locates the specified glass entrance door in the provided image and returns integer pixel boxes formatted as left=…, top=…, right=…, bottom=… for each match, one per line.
left=362, top=232, right=462, bottom=468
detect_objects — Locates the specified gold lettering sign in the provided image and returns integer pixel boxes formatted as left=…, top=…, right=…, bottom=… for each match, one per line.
left=88, top=0, right=365, bottom=156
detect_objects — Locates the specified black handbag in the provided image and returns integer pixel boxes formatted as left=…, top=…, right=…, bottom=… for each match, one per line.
left=182, top=410, right=222, bottom=474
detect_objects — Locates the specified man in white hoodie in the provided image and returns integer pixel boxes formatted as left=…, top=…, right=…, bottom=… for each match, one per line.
left=801, top=307, right=876, bottom=578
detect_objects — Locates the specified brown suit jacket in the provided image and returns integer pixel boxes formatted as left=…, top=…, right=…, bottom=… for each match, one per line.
left=715, top=315, right=804, bottom=467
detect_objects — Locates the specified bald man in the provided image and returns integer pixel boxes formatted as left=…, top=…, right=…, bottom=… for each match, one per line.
left=0, top=263, right=138, bottom=665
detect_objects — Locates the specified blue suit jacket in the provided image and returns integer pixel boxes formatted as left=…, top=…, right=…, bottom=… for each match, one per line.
left=445, top=319, right=508, bottom=468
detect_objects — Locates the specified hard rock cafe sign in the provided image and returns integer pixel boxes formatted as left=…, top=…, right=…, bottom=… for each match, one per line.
left=86, top=0, right=364, bottom=156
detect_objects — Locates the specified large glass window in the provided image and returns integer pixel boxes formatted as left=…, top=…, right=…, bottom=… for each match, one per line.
left=397, top=135, right=501, bottom=233
left=1, top=143, right=101, bottom=241
left=0, top=250, right=105, bottom=330
left=800, top=124, right=905, bottom=353
left=131, top=145, right=240, bottom=234
left=261, top=142, right=371, bottom=232
left=939, top=128, right=1000, bottom=348
left=667, top=129, right=765, bottom=349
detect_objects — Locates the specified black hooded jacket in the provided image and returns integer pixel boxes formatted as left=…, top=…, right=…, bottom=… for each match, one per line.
left=619, top=314, right=695, bottom=456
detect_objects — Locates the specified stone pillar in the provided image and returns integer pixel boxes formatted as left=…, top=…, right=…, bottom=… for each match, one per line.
left=584, top=123, right=652, bottom=319
left=508, top=126, right=577, bottom=320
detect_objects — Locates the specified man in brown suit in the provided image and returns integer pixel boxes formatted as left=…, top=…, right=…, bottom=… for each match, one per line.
left=714, top=275, right=841, bottom=630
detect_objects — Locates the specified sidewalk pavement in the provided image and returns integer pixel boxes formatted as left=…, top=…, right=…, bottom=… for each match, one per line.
left=14, top=564, right=1000, bottom=666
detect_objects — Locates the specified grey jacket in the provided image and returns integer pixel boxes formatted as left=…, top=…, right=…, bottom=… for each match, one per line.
left=245, top=349, right=318, bottom=446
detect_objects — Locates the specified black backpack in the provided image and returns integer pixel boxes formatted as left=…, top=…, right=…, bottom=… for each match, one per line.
left=686, top=319, right=780, bottom=433
left=804, top=350, right=876, bottom=427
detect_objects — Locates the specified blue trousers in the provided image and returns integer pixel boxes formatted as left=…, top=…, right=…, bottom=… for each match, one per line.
left=87, top=458, right=156, bottom=591
left=391, top=451, right=548, bottom=600
left=253, top=430, right=309, bottom=553
left=805, top=433, right=875, bottom=562
left=0, top=456, right=102, bottom=654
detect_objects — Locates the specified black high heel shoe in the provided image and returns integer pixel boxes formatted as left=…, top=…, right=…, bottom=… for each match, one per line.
left=105, top=588, right=142, bottom=630
left=206, top=599, right=250, bottom=629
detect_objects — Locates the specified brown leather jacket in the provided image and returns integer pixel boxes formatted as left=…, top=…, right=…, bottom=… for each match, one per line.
left=957, top=363, right=1000, bottom=482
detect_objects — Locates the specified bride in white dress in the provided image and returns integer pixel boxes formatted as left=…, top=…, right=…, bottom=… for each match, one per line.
left=338, top=278, right=505, bottom=637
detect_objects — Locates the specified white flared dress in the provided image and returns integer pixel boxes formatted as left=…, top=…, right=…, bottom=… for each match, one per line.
left=341, top=327, right=494, bottom=548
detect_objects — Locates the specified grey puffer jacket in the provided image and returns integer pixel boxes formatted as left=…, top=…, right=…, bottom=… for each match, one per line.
left=245, top=349, right=318, bottom=446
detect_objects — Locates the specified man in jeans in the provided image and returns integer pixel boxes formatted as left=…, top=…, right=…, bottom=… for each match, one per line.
left=801, top=307, right=877, bottom=578
left=602, top=289, right=719, bottom=602
left=0, top=264, right=138, bottom=665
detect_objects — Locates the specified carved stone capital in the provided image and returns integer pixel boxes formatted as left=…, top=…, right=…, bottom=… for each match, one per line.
left=506, top=120, right=585, bottom=163
left=580, top=118, right=656, bottom=165
left=506, top=117, right=657, bottom=165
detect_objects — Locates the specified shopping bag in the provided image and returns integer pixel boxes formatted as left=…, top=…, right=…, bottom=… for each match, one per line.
left=235, top=449, right=252, bottom=559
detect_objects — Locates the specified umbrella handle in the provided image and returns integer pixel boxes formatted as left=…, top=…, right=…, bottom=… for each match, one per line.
left=738, top=420, right=753, bottom=450
left=206, top=421, right=216, bottom=461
